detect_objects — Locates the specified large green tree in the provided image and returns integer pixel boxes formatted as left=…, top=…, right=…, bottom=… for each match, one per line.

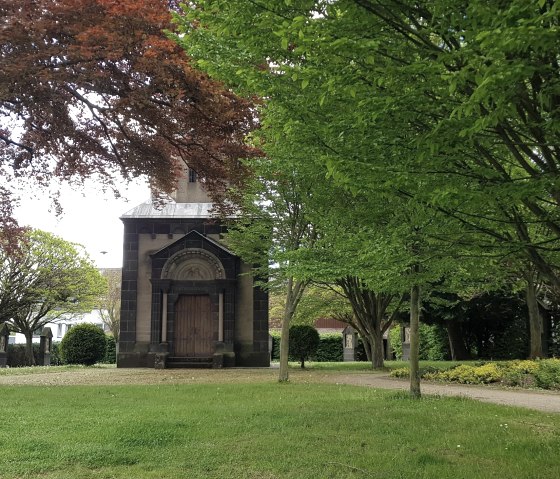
left=0, top=229, right=105, bottom=365
left=178, top=0, right=511, bottom=396
left=224, top=152, right=320, bottom=382
left=181, top=0, right=560, bottom=360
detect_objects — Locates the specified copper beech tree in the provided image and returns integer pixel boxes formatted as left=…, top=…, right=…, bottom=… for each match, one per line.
left=0, top=0, right=257, bottom=234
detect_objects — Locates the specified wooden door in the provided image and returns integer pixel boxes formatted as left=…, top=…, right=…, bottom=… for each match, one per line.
left=174, top=295, right=213, bottom=357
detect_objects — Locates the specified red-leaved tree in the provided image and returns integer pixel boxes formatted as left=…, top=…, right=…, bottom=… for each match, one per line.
left=0, top=0, right=256, bottom=234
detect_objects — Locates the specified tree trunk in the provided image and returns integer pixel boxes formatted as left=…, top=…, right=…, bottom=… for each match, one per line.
left=278, top=302, right=291, bottom=382
left=446, top=321, right=471, bottom=360
left=278, top=277, right=306, bottom=382
left=24, top=330, right=35, bottom=366
left=526, top=275, right=543, bottom=359
left=362, top=336, right=373, bottom=366
left=371, top=331, right=384, bottom=369
left=409, top=284, right=421, bottom=398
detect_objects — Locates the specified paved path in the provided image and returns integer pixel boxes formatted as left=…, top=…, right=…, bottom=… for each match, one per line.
left=329, top=373, right=560, bottom=413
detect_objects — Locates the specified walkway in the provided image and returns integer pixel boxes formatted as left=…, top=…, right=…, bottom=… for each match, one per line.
left=329, top=373, right=560, bottom=413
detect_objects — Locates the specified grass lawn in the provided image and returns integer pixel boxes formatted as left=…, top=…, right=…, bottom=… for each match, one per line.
left=1, top=370, right=559, bottom=478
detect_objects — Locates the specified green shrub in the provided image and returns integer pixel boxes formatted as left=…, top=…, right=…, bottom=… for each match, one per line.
left=6, top=341, right=62, bottom=367
left=388, top=324, right=449, bottom=361
left=270, top=331, right=281, bottom=360
left=103, top=335, right=117, bottom=363
left=389, top=327, right=402, bottom=360
left=419, top=323, right=450, bottom=360
left=289, top=325, right=320, bottom=368
left=50, top=342, right=62, bottom=366
left=390, top=367, right=410, bottom=378
left=6, top=344, right=39, bottom=367
left=389, top=359, right=560, bottom=389
left=473, top=363, right=502, bottom=383
left=314, top=333, right=343, bottom=362
left=534, top=359, right=560, bottom=390
left=60, top=323, right=106, bottom=366
left=434, top=363, right=501, bottom=384
left=271, top=331, right=345, bottom=362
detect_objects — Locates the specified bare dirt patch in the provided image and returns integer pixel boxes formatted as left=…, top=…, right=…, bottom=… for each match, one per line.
left=0, top=367, right=280, bottom=386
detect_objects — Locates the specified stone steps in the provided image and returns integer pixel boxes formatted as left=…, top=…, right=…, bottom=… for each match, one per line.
left=166, top=356, right=213, bottom=369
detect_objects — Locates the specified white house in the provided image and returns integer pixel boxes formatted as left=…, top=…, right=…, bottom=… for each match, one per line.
left=9, top=310, right=108, bottom=345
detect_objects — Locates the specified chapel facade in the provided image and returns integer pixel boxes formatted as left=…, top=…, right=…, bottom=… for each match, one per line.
left=116, top=170, right=269, bottom=368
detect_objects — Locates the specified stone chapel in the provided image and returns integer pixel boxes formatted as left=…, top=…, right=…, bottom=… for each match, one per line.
left=116, top=169, right=270, bottom=368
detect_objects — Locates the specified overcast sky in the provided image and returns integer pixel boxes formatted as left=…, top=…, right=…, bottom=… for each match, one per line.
left=14, top=178, right=150, bottom=269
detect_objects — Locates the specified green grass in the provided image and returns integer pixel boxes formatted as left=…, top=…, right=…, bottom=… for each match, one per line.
left=1, top=379, right=559, bottom=478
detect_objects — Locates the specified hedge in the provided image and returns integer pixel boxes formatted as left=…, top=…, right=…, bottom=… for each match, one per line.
left=314, top=333, right=342, bottom=361
left=6, top=342, right=63, bottom=367
left=103, top=335, right=117, bottom=364
left=271, top=331, right=369, bottom=362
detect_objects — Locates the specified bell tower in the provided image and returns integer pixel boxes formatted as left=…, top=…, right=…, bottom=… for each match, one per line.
left=169, top=167, right=211, bottom=203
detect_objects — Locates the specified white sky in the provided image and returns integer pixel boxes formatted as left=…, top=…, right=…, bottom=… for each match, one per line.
left=14, top=178, right=151, bottom=269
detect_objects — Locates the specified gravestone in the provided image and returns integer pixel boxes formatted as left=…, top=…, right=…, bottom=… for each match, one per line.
left=342, top=325, right=358, bottom=362
left=38, top=327, right=53, bottom=366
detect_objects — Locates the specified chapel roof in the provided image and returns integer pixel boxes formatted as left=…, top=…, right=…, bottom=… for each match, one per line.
left=120, top=200, right=214, bottom=219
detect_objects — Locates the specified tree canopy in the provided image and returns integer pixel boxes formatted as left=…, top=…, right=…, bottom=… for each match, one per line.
left=178, top=0, right=560, bottom=392
left=0, top=0, right=258, bottom=234
left=0, top=229, right=105, bottom=364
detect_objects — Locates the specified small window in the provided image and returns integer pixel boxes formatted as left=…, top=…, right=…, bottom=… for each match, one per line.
left=57, top=324, right=63, bottom=338
left=188, top=168, right=198, bottom=183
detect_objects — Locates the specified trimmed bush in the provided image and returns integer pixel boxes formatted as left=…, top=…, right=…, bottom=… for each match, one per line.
left=7, top=344, right=39, bottom=367
left=289, top=325, right=320, bottom=368
left=270, top=331, right=281, bottom=360
left=389, top=324, right=450, bottom=361
left=60, top=323, right=106, bottom=366
left=103, top=335, right=117, bottom=364
left=314, top=333, right=343, bottom=362
left=50, top=342, right=62, bottom=366
left=6, top=342, right=62, bottom=367
left=271, top=330, right=377, bottom=363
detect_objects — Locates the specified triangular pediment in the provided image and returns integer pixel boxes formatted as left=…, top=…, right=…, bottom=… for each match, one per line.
left=150, top=230, right=235, bottom=260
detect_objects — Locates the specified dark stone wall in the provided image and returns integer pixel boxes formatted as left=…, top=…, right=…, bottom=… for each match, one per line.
left=118, top=221, right=139, bottom=356
left=117, top=216, right=270, bottom=368
left=251, top=285, right=270, bottom=366
left=119, top=217, right=225, bottom=359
